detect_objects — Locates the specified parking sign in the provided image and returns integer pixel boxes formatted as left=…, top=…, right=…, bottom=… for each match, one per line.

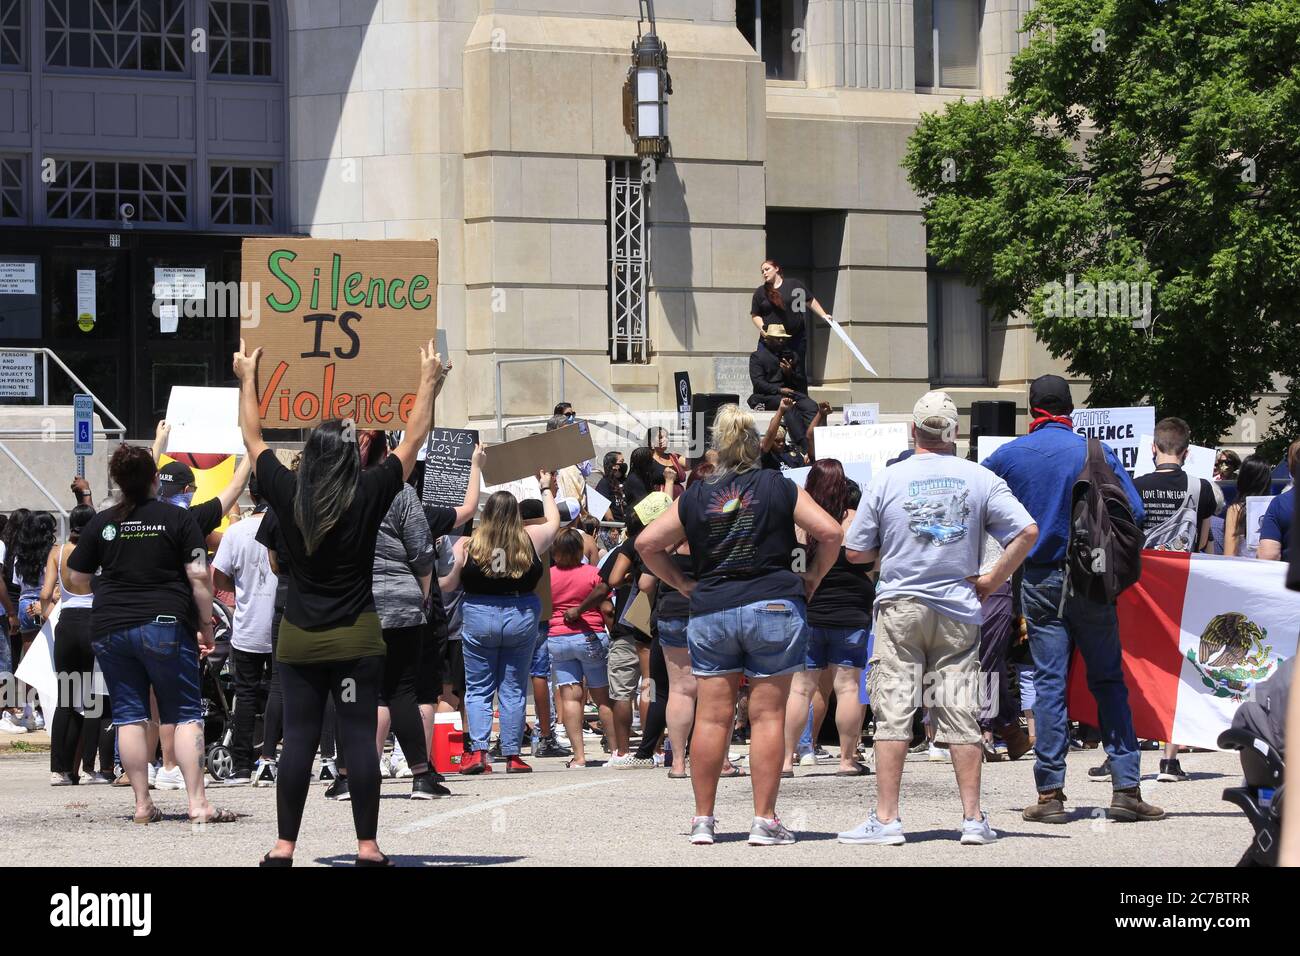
left=74, top=394, right=94, bottom=457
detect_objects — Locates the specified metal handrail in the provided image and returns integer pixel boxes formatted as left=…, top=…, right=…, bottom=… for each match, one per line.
left=0, top=348, right=127, bottom=437
left=0, top=440, right=69, bottom=539
left=494, top=355, right=651, bottom=438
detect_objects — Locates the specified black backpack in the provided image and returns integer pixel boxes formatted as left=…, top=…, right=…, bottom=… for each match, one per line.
left=1065, top=437, right=1143, bottom=604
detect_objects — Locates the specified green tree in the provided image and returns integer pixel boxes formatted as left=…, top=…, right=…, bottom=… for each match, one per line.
left=902, top=0, right=1300, bottom=456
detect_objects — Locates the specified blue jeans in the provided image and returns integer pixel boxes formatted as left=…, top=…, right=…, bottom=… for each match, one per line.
left=91, top=619, right=202, bottom=725
left=1020, top=565, right=1140, bottom=791
left=530, top=623, right=552, bottom=679
left=806, top=625, right=869, bottom=669
left=461, top=595, right=540, bottom=755
left=548, top=630, right=610, bottom=687
left=687, top=597, right=808, bottom=679
left=0, top=617, right=10, bottom=675
left=656, top=616, right=688, bottom=649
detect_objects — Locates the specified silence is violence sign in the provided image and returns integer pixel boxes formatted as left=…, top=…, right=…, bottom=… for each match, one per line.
left=240, top=238, right=438, bottom=428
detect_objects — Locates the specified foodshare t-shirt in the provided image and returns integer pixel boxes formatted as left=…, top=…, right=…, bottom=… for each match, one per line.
left=67, top=499, right=206, bottom=638
left=677, top=467, right=802, bottom=616
left=845, top=452, right=1032, bottom=625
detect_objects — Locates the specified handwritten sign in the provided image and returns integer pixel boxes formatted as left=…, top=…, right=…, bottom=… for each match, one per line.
left=241, top=238, right=438, bottom=428
left=812, top=422, right=909, bottom=476
left=843, top=403, right=879, bottom=424
left=1070, top=406, right=1154, bottom=473
left=422, top=427, right=478, bottom=508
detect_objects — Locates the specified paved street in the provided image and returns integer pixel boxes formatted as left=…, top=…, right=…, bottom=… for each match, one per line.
left=0, top=746, right=1253, bottom=867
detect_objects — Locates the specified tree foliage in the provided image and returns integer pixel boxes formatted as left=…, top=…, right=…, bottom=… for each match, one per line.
left=902, top=0, right=1300, bottom=453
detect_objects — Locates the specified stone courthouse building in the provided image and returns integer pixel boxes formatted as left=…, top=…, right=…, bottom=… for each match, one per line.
left=1, top=0, right=1060, bottom=485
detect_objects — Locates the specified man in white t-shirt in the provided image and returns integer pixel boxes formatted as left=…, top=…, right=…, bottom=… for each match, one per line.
left=839, top=391, right=1038, bottom=848
left=212, top=479, right=279, bottom=786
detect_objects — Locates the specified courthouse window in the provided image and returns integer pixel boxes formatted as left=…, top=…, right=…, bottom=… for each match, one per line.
left=210, top=163, right=275, bottom=227
left=915, top=0, right=981, bottom=89
left=208, top=0, right=274, bottom=77
left=737, top=0, right=806, bottom=81
left=46, top=159, right=189, bottom=224
left=928, top=272, right=988, bottom=386
left=1, top=0, right=23, bottom=67
left=44, top=0, right=188, bottom=72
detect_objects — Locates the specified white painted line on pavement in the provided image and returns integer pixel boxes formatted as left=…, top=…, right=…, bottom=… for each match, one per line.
left=396, top=778, right=628, bottom=834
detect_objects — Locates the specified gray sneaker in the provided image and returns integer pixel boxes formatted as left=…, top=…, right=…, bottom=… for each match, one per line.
left=838, top=811, right=906, bottom=845
left=959, top=811, right=998, bottom=845
left=689, top=815, right=717, bottom=845
left=748, top=815, right=796, bottom=846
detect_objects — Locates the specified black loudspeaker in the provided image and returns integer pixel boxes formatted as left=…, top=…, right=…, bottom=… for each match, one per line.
left=688, top=392, right=740, bottom=466
left=969, top=400, right=1018, bottom=440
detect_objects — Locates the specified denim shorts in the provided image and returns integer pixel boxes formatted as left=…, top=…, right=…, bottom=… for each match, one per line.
left=91, top=619, right=202, bottom=725
left=531, top=622, right=552, bottom=679
left=687, top=597, right=808, bottom=679
left=547, top=630, right=609, bottom=688
left=656, top=615, right=688, bottom=649
left=17, top=589, right=42, bottom=633
left=806, top=625, right=869, bottom=670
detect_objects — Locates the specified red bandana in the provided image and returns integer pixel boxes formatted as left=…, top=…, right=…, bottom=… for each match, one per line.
left=1028, top=406, right=1075, bottom=433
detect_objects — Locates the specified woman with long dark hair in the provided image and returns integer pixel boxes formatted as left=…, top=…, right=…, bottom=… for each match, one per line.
left=233, top=338, right=442, bottom=867
left=637, top=405, right=843, bottom=846
left=40, top=505, right=113, bottom=783
left=0, top=510, right=29, bottom=734
left=595, top=451, right=627, bottom=523
left=780, top=459, right=873, bottom=777
left=12, top=511, right=56, bottom=731
left=441, top=480, right=561, bottom=774
left=749, top=259, right=833, bottom=364
left=1223, top=455, right=1275, bottom=557
left=65, top=445, right=232, bottom=825
left=622, top=446, right=664, bottom=511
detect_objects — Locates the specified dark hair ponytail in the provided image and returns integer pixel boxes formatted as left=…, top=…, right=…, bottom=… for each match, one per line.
left=108, top=444, right=158, bottom=520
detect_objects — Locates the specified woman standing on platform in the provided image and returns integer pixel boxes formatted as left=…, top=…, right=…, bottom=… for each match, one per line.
left=749, top=260, right=833, bottom=364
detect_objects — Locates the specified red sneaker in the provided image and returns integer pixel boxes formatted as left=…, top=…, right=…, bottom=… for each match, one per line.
left=505, top=755, right=533, bottom=774
left=460, top=750, right=492, bottom=775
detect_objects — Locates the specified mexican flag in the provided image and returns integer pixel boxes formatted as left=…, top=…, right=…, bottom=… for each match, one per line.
left=1067, top=551, right=1299, bottom=750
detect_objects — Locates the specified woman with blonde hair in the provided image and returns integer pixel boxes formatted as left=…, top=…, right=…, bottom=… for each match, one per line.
left=442, top=475, right=561, bottom=774
left=637, top=404, right=843, bottom=846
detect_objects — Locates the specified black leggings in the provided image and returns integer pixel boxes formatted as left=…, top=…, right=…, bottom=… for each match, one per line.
left=634, top=638, right=670, bottom=760
left=277, top=656, right=383, bottom=842
left=378, top=625, right=429, bottom=769
left=230, top=647, right=272, bottom=775
left=260, top=611, right=284, bottom=761
left=50, top=607, right=111, bottom=775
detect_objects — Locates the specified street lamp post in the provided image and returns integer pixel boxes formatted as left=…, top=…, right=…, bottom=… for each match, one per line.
left=624, top=1, right=672, bottom=166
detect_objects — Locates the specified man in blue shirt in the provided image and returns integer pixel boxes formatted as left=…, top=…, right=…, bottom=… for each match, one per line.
left=984, top=375, right=1165, bottom=824
left=1258, top=441, right=1298, bottom=562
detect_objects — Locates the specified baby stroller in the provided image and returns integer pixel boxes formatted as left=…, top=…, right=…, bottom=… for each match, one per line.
left=1217, top=727, right=1285, bottom=866
left=201, top=601, right=236, bottom=781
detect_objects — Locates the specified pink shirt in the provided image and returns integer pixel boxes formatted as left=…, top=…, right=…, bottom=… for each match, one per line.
left=548, top=564, right=605, bottom=635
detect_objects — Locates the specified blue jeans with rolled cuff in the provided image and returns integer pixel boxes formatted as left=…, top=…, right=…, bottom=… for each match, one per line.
left=461, top=594, right=540, bottom=755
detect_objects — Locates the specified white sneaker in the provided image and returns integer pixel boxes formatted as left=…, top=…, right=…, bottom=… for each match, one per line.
left=605, top=752, right=633, bottom=767
left=927, top=744, right=950, bottom=762
left=553, top=729, right=572, bottom=749
left=690, top=815, right=717, bottom=845
left=838, top=811, right=906, bottom=846
left=147, top=763, right=158, bottom=788
left=253, top=758, right=278, bottom=787
left=960, top=812, right=998, bottom=845
left=392, top=757, right=413, bottom=778
left=0, top=712, right=28, bottom=734
left=379, top=756, right=396, bottom=778
left=154, top=764, right=185, bottom=790
left=798, top=751, right=818, bottom=767
left=652, top=752, right=665, bottom=767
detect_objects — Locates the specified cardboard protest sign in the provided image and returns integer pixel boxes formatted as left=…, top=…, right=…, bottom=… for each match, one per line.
left=165, top=386, right=244, bottom=456
left=812, top=422, right=909, bottom=477
left=422, top=427, right=478, bottom=508
left=1070, top=406, right=1154, bottom=473
left=619, top=589, right=653, bottom=636
left=481, top=422, right=596, bottom=487
left=241, top=238, right=438, bottom=428
left=1132, top=434, right=1216, bottom=482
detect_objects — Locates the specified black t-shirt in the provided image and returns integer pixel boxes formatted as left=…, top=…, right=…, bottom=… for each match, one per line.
left=256, top=507, right=292, bottom=611
left=751, top=277, right=811, bottom=342
left=761, top=446, right=804, bottom=471
left=651, top=551, right=694, bottom=620
left=795, top=545, right=875, bottom=629
left=422, top=505, right=458, bottom=627
left=67, top=499, right=206, bottom=638
left=256, top=448, right=404, bottom=629
left=601, top=537, right=648, bottom=640
left=1133, top=465, right=1217, bottom=549
left=678, top=468, right=802, bottom=615
left=595, top=476, right=626, bottom=522
left=190, top=497, right=225, bottom=537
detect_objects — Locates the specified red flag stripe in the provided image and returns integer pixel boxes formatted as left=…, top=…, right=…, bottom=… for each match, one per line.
left=1066, top=551, right=1191, bottom=742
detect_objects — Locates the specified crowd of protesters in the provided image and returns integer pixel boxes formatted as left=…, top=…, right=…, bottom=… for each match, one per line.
left=4, top=341, right=1299, bottom=861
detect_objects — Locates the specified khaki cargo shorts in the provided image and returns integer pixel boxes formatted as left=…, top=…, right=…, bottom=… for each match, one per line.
left=866, top=598, right=982, bottom=746
left=606, top=636, right=642, bottom=701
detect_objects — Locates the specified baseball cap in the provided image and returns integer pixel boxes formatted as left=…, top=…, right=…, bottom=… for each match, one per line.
left=556, top=497, right=582, bottom=523
left=1029, top=374, right=1074, bottom=416
left=632, top=491, right=673, bottom=526
left=158, top=460, right=195, bottom=491
left=912, top=391, right=959, bottom=437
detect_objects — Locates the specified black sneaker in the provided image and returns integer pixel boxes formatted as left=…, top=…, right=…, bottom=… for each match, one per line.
left=534, top=734, right=572, bottom=758
left=489, top=738, right=502, bottom=758
left=324, top=776, right=351, bottom=801
left=1088, top=758, right=1112, bottom=781
left=1157, top=759, right=1188, bottom=782
left=318, top=761, right=337, bottom=782
left=411, top=772, right=450, bottom=800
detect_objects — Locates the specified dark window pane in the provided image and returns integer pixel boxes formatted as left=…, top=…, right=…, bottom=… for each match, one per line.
left=139, top=35, right=160, bottom=69
left=253, top=2, right=270, bottom=37
left=68, top=31, right=91, bottom=65
left=232, top=165, right=251, bottom=194
left=252, top=41, right=270, bottom=75
left=229, top=38, right=249, bottom=74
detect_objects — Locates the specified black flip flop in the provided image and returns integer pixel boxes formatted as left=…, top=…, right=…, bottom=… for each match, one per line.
left=356, top=853, right=394, bottom=867
left=259, top=852, right=293, bottom=867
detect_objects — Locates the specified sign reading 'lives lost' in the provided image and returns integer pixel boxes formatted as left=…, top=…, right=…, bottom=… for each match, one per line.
left=422, top=427, right=478, bottom=508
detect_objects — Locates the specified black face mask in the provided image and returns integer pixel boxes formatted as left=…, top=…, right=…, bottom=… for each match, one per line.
left=612, top=464, right=627, bottom=479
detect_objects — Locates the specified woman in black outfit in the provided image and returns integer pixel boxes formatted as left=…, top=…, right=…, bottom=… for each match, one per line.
left=234, top=338, right=442, bottom=867
left=750, top=259, right=834, bottom=368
